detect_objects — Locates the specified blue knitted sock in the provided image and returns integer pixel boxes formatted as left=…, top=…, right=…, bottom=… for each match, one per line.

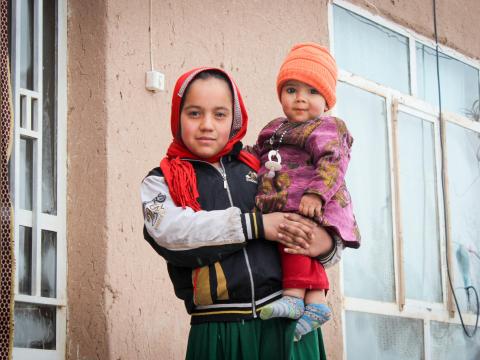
left=259, top=296, right=304, bottom=320
left=294, top=303, right=331, bottom=341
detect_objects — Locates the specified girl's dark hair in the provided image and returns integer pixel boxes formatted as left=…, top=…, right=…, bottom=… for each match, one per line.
left=180, top=70, right=234, bottom=113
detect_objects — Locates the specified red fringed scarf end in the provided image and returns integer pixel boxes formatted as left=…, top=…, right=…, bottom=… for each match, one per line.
left=160, top=157, right=202, bottom=212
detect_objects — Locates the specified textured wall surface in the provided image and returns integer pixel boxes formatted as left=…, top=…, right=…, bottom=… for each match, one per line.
left=67, top=1, right=109, bottom=359
left=66, top=0, right=480, bottom=359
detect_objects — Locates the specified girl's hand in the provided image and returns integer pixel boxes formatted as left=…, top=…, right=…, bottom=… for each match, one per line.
left=277, top=213, right=317, bottom=250
left=283, top=221, right=333, bottom=257
left=299, top=193, right=323, bottom=219
left=263, top=213, right=314, bottom=250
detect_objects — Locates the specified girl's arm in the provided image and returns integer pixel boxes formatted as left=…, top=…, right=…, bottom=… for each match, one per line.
left=142, top=171, right=312, bottom=268
left=317, top=234, right=344, bottom=268
left=304, top=117, right=353, bottom=205
left=141, top=172, right=262, bottom=268
left=278, top=213, right=344, bottom=268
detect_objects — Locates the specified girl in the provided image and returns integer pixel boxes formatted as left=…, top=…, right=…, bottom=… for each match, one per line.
left=141, top=67, right=343, bottom=359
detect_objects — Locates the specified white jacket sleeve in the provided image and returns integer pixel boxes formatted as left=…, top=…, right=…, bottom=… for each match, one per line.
left=141, top=174, right=248, bottom=251
left=317, top=235, right=344, bottom=268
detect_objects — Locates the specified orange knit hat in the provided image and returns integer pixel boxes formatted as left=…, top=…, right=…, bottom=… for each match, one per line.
left=276, top=42, right=338, bottom=110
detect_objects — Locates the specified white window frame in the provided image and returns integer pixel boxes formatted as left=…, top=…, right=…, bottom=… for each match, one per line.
left=328, top=1, right=480, bottom=359
left=10, top=0, right=67, bottom=359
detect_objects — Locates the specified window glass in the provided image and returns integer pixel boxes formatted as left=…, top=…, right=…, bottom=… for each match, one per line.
left=20, top=0, right=34, bottom=90
left=41, top=230, right=57, bottom=298
left=11, top=0, right=66, bottom=355
left=431, top=321, right=480, bottom=360
left=42, top=0, right=57, bottom=215
left=333, top=4, right=410, bottom=94
left=416, top=43, right=480, bottom=118
left=397, top=112, right=442, bottom=302
left=13, top=303, right=56, bottom=349
left=446, top=122, right=480, bottom=313
left=345, top=311, right=424, bottom=359
left=18, top=226, right=32, bottom=295
left=31, top=98, right=38, bottom=131
left=20, top=95, right=26, bottom=129
left=337, top=82, right=395, bottom=302
left=20, top=137, right=33, bottom=210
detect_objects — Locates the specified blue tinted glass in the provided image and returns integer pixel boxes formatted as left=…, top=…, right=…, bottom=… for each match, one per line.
left=337, top=82, right=395, bottom=302
left=417, top=43, right=480, bottom=117
left=333, top=5, right=410, bottom=93
left=446, top=122, right=480, bottom=314
left=346, top=311, right=424, bottom=359
left=397, top=112, right=442, bottom=303
left=431, top=321, right=480, bottom=359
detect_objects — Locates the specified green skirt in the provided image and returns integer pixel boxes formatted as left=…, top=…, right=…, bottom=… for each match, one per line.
left=186, top=318, right=327, bottom=360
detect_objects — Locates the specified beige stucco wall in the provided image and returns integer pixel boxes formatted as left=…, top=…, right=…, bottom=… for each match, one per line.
left=67, top=1, right=109, bottom=359
left=66, top=0, right=480, bottom=359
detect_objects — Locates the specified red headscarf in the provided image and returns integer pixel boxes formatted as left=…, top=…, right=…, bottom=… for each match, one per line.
left=160, top=67, right=260, bottom=211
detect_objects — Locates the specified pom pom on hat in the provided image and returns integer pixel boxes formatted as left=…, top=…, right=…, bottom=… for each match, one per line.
left=276, top=42, right=338, bottom=110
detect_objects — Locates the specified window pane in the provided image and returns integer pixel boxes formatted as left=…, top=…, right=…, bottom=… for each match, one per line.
left=19, top=137, right=33, bottom=210
left=20, top=0, right=34, bottom=90
left=431, top=321, right=480, bottom=360
left=345, top=311, right=424, bottom=360
left=18, top=226, right=32, bottom=295
left=416, top=43, right=480, bottom=118
left=337, top=83, right=395, bottom=302
left=446, top=122, right=480, bottom=314
left=42, top=0, right=57, bottom=215
left=333, top=5, right=410, bottom=93
left=41, top=230, right=57, bottom=298
left=13, top=303, right=56, bottom=349
left=397, top=112, right=442, bottom=303
left=20, top=95, right=27, bottom=129
left=32, top=97, right=38, bottom=131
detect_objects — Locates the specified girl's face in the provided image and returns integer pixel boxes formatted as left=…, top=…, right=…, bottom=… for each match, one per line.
left=180, top=77, right=233, bottom=160
left=280, top=80, right=327, bottom=122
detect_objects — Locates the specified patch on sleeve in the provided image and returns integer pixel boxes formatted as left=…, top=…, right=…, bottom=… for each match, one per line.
left=143, top=192, right=167, bottom=228
left=245, top=171, right=258, bottom=184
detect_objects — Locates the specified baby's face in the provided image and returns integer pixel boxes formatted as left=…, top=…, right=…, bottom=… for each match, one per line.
left=280, top=80, right=326, bottom=122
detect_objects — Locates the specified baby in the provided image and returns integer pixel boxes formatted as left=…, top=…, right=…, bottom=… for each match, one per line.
left=255, top=43, right=361, bottom=340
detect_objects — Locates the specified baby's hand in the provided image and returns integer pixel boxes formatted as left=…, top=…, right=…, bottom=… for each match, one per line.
left=299, top=194, right=323, bottom=219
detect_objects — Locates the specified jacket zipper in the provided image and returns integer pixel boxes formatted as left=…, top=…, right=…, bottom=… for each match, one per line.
left=220, top=159, right=257, bottom=318
left=187, top=158, right=257, bottom=318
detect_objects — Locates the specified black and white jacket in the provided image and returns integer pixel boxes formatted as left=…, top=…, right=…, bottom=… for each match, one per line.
left=141, top=152, right=343, bottom=324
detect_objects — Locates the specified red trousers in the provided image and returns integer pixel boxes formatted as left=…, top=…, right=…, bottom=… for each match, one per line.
left=279, top=244, right=329, bottom=290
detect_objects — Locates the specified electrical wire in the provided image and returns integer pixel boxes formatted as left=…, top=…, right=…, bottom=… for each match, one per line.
left=433, top=0, right=479, bottom=338
left=149, top=0, right=154, bottom=71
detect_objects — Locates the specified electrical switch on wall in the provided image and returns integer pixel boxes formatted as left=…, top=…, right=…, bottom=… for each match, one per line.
left=145, top=70, right=165, bottom=92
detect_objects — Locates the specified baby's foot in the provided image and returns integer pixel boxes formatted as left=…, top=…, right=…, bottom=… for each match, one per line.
left=260, top=296, right=304, bottom=320
left=294, top=303, right=331, bottom=341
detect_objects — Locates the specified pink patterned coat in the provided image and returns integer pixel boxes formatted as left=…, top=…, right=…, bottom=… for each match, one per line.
left=254, top=116, right=360, bottom=247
